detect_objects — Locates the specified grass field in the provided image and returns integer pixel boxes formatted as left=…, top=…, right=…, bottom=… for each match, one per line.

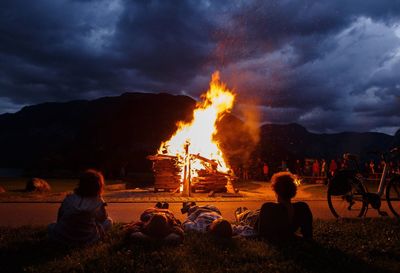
left=1, top=218, right=399, bottom=273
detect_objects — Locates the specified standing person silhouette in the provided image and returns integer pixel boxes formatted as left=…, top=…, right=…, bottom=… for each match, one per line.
left=329, top=159, right=338, bottom=177
left=263, top=162, right=269, bottom=181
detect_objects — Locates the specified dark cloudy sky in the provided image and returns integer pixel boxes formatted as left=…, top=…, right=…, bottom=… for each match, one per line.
left=1, top=0, right=400, bottom=135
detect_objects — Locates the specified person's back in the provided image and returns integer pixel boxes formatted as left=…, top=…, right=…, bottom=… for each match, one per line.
left=257, top=172, right=313, bottom=241
left=49, top=169, right=112, bottom=245
left=291, top=202, right=313, bottom=239
left=256, top=202, right=313, bottom=241
left=256, top=202, right=290, bottom=242
left=52, top=193, right=109, bottom=244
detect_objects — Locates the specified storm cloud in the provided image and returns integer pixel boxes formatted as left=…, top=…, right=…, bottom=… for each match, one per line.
left=0, top=0, right=399, bottom=134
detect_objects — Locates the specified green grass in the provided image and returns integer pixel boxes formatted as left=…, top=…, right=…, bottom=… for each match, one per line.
left=1, top=219, right=399, bottom=273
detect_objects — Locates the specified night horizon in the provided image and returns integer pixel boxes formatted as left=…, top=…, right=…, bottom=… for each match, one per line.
left=4, top=89, right=399, bottom=137
left=1, top=2, right=400, bottom=271
left=1, top=0, right=400, bottom=135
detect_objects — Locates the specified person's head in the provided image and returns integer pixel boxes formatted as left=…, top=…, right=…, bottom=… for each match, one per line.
left=208, top=218, right=232, bottom=238
left=75, top=169, right=105, bottom=197
left=142, top=213, right=170, bottom=239
left=271, top=172, right=297, bottom=202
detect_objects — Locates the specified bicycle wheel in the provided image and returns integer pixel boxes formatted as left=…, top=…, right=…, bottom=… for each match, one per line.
left=386, top=177, right=400, bottom=218
left=327, top=179, right=367, bottom=218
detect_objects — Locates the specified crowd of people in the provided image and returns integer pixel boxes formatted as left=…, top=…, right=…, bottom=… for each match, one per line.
left=48, top=169, right=313, bottom=246
left=233, top=157, right=400, bottom=182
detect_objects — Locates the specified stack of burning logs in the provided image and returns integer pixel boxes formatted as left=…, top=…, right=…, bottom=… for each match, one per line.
left=147, top=154, right=181, bottom=192
left=190, top=154, right=229, bottom=193
left=147, top=153, right=231, bottom=193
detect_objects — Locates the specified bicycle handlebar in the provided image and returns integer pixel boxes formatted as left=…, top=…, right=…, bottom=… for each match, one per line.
left=389, top=147, right=400, bottom=160
left=343, top=153, right=358, bottom=161
left=343, top=147, right=400, bottom=162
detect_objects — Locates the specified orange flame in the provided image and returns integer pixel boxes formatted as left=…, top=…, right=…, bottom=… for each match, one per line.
left=158, top=71, right=235, bottom=177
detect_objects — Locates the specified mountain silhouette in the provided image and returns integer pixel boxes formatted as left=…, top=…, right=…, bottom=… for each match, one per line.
left=259, top=123, right=396, bottom=171
left=0, top=93, right=397, bottom=177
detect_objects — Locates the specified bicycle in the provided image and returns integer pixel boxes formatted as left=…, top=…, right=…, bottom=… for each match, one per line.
left=327, top=147, right=400, bottom=218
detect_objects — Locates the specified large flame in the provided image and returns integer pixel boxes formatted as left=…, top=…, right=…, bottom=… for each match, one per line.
left=158, top=71, right=235, bottom=177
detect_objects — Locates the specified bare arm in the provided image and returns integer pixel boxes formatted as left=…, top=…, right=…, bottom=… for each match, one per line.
left=95, top=202, right=108, bottom=222
left=57, top=201, right=65, bottom=221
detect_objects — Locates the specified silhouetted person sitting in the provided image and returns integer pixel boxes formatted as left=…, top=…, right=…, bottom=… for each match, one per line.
left=48, top=169, right=113, bottom=245
left=235, top=172, right=313, bottom=242
left=124, top=202, right=183, bottom=243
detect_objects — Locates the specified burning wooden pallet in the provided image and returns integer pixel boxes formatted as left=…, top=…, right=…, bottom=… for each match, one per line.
left=148, top=153, right=234, bottom=193
left=189, top=155, right=230, bottom=192
left=191, top=169, right=229, bottom=192
left=147, top=155, right=181, bottom=192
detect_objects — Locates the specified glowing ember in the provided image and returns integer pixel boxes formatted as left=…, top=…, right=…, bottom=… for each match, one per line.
left=294, top=175, right=302, bottom=186
left=158, top=71, right=235, bottom=181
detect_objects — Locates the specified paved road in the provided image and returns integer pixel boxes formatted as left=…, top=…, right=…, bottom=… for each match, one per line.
left=0, top=200, right=393, bottom=227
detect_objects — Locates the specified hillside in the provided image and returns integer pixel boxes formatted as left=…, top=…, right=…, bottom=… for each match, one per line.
left=0, top=93, right=196, bottom=175
left=259, top=123, right=397, bottom=170
left=0, top=93, right=398, bottom=176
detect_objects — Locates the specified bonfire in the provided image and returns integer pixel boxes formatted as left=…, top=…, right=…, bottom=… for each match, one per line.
left=148, top=71, right=236, bottom=195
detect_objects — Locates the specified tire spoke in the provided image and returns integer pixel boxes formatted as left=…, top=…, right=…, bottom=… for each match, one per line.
left=328, top=182, right=366, bottom=218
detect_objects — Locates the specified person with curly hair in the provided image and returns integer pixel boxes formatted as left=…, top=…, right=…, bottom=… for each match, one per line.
left=235, top=172, right=313, bottom=241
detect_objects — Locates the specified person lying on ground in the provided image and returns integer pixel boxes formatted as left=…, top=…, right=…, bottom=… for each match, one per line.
left=181, top=202, right=232, bottom=238
left=233, top=206, right=259, bottom=237
left=234, top=172, right=313, bottom=242
left=181, top=202, right=254, bottom=238
left=48, top=169, right=113, bottom=245
left=124, top=202, right=184, bottom=243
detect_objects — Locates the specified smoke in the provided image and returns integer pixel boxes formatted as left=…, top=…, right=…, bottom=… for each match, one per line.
left=215, top=97, right=261, bottom=169
left=236, top=99, right=261, bottom=145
